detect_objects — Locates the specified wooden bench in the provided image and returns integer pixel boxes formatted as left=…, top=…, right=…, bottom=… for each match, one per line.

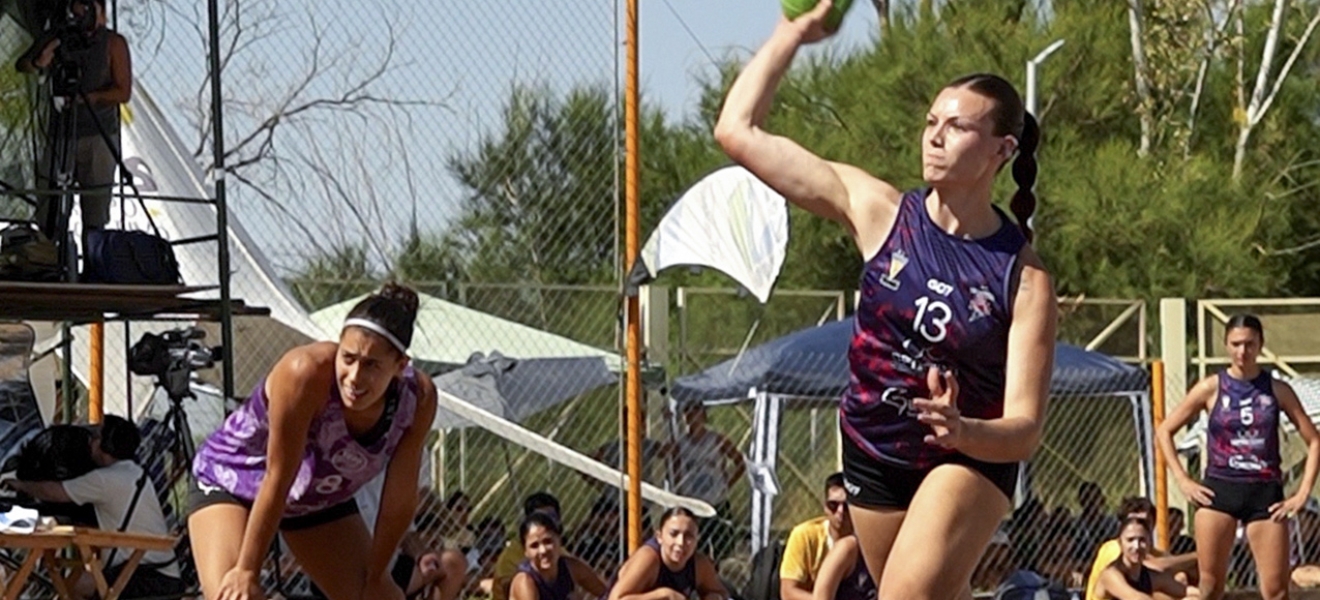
left=0, top=526, right=176, bottom=600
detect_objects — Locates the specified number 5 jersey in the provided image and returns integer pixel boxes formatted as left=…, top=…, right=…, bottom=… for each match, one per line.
left=1206, top=369, right=1281, bottom=483
left=842, top=188, right=1028, bottom=469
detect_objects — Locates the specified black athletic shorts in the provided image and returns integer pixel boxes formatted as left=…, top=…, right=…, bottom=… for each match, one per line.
left=1204, top=476, right=1284, bottom=523
left=186, top=478, right=361, bottom=531
left=841, top=431, right=1018, bottom=509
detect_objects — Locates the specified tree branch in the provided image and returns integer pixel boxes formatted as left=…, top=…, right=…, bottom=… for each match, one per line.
left=1127, top=0, right=1154, bottom=156
left=1254, top=3, right=1320, bottom=126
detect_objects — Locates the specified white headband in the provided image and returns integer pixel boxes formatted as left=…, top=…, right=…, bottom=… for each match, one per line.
left=343, top=318, right=408, bottom=354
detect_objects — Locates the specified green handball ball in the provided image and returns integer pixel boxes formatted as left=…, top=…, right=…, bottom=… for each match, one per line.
left=781, top=0, right=854, bottom=32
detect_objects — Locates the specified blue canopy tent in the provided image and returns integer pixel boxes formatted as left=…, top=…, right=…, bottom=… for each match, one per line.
left=669, top=316, right=1152, bottom=553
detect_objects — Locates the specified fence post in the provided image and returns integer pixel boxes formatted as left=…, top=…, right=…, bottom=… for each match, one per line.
left=89, top=322, right=104, bottom=423
left=1153, top=359, right=1168, bottom=550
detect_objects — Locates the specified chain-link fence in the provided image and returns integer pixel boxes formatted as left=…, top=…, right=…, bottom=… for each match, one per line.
left=4, top=0, right=627, bottom=595
left=6, top=0, right=1320, bottom=596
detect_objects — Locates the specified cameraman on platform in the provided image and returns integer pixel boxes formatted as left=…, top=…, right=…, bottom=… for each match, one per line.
left=15, top=0, right=131, bottom=245
left=3, top=415, right=183, bottom=599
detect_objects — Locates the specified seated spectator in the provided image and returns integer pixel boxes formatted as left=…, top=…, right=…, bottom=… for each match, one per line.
left=973, top=530, right=1013, bottom=593
left=1292, top=501, right=1320, bottom=589
left=1073, top=482, right=1116, bottom=565
left=570, top=493, right=624, bottom=576
left=670, top=404, right=745, bottom=563
left=1092, top=518, right=1198, bottom=600
left=1008, top=498, right=1049, bottom=573
left=604, top=507, right=728, bottom=600
left=1167, top=508, right=1196, bottom=555
left=495, top=492, right=565, bottom=600
left=809, top=535, right=873, bottom=600
left=510, top=512, right=607, bottom=600
left=1085, top=497, right=1198, bottom=600
left=780, top=473, right=853, bottom=600
left=1038, top=510, right=1084, bottom=588
left=438, top=491, right=478, bottom=552
left=329, top=465, right=467, bottom=600
left=475, top=516, right=509, bottom=595
left=3, top=415, right=183, bottom=599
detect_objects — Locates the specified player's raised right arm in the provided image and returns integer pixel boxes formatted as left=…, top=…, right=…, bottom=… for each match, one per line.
left=714, top=2, right=900, bottom=258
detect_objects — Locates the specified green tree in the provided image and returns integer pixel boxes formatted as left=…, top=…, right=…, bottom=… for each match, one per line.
left=286, top=243, right=379, bottom=312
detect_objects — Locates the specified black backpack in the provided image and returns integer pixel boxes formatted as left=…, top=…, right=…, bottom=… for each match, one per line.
left=0, top=224, right=60, bottom=282
left=743, top=538, right=786, bottom=600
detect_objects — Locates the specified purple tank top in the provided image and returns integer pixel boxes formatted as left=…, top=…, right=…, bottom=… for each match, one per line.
left=603, top=538, right=697, bottom=599
left=517, top=557, right=575, bottom=600
left=192, top=366, right=419, bottom=516
left=842, top=189, right=1026, bottom=469
left=1205, top=369, right=1281, bottom=482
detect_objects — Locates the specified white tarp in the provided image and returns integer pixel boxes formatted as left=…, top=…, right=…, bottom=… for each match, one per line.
left=631, top=166, right=789, bottom=303
left=32, top=86, right=325, bottom=421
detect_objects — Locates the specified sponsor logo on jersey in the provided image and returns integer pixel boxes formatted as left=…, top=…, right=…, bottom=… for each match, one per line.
left=1228, top=455, right=1265, bottom=472
left=880, top=249, right=909, bottom=291
left=968, top=285, right=995, bottom=322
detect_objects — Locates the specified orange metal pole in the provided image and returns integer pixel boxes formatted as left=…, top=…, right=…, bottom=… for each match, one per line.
left=1153, top=360, right=1168, bottom=550
left=624, top=0, right=644, bottom=552
left=89, top=322, right=104, bottom=423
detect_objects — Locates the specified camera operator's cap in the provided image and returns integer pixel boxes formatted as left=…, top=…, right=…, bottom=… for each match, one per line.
left=343, top=318, right=408, bottom=354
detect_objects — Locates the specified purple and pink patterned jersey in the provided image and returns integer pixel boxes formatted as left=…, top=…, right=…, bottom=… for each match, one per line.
left=192, top=365, right=419, bottom=517
left=841, top=188, right=1026, bottom=469
left=1205, top=369, right=1281, bottom=483
left=517, top=557, right=576, bottom=600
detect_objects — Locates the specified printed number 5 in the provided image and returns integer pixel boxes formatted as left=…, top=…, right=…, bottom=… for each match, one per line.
left=1240, top=406, right=1254, bottom=426
left=914, top=296, right=952, bottom=343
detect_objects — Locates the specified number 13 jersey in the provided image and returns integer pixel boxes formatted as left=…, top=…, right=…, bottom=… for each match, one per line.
left=842, top=188, right=1027, bottom=469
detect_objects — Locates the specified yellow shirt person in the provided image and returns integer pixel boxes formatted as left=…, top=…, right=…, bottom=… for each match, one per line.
left=780, top=516, right=836, bottom=589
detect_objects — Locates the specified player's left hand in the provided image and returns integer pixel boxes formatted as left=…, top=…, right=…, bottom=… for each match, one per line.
left=914, top=366, right=962, bottom=449
left=1269, top=493, right=1308, bottom=523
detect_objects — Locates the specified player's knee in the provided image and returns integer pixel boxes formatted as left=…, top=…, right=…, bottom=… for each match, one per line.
left=1197, top=571, right=1225, bottom=599
left=877, top=573, right=942, bottom=600
left=1259, top=572, right=1290, bottom=600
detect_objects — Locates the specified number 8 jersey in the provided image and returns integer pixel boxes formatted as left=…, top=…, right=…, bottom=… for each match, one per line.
left=842, top=188, right=1027, bottom=469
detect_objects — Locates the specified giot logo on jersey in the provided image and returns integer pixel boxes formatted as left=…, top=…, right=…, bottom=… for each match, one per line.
left=926, top=279, right=953, bottom=296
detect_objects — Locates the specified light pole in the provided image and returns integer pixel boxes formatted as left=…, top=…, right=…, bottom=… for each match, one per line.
left=1025, top=39, right=1065, bottom=116
left=1014, top=39, right=1065, bottom=506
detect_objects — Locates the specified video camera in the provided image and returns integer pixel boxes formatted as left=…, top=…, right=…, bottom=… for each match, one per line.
left=44, top=0, right=100, bottom=96
left=128, top=327, right=221, bottom=400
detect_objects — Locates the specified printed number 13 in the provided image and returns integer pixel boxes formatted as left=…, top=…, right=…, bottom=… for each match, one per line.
left=914, top=296, right=952, bottom=343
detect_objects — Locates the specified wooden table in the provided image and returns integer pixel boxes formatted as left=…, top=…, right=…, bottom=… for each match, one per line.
left=0, top=281, right=269, bottom=322
left=0, top=526, right=176, bottom=600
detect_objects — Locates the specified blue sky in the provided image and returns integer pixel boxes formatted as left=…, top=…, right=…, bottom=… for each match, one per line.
left=124, top=0, right=881, bottom=271
left=639, top=0, right=880, bottom=118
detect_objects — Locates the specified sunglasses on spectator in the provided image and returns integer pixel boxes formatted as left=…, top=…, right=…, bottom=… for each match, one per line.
left=825, top=500, right=846, bottom=512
